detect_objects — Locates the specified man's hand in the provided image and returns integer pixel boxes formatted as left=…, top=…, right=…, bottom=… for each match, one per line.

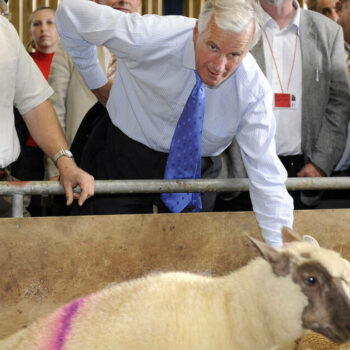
left=56, top=157, right=94, bottom=206
left=91, top=78, right=113, bottom=107
left=297, top=162, right=326, bottom=177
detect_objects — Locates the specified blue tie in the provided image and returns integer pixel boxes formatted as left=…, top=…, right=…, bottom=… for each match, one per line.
left=161, top=71, right=206, bottom=213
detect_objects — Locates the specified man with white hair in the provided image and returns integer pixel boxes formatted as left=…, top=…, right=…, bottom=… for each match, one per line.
left=55, top=0, right=293, bottom=247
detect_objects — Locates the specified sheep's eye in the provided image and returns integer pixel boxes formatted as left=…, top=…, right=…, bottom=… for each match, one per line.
left=305, top=276, right=318, bottom=286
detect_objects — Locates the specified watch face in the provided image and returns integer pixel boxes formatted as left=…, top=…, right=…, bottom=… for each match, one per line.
left=64, top=150, right=73, bottom=157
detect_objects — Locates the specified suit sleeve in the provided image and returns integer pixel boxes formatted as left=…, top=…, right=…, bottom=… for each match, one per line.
left=310, top=25, right=350, bottom=175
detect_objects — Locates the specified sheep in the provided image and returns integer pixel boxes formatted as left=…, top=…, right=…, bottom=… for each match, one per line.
left=2, top=227, right=350, bottom=350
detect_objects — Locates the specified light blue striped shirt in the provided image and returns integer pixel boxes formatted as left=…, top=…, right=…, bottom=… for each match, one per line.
left=56, top=0, right=293, bottom=247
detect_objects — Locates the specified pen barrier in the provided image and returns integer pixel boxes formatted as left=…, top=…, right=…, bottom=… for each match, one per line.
left=1, top=177, right=350, bottom=217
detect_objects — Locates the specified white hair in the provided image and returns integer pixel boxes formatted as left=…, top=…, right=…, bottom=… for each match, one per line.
left=197, top=0, right=264, bottom=49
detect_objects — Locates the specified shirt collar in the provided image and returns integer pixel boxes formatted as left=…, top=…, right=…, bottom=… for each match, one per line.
left=263, top=0, right=301, bottom=34
left=183, top=37, right=196, bottom=70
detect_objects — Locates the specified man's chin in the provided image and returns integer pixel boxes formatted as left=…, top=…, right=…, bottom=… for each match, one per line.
left=203, top=77, right=225, bottom=87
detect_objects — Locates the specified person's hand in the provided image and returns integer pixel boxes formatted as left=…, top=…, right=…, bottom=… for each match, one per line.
left=297, top=162, right=325, bottom=177
left=107, top=53, right=117, bottom=78
left=91, top=78, right=113, bottom=107
left=56, top=157, right=94, bottom=206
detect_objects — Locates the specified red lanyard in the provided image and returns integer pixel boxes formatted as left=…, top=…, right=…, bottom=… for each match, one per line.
left=263, top=29, right=298, bottom=93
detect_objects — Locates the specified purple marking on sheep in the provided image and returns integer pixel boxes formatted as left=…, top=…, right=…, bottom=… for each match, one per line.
left=53, top=297, right=85, bottom=350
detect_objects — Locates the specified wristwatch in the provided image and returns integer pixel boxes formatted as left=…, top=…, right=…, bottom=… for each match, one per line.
left=53, top=149, right=74, bottom=166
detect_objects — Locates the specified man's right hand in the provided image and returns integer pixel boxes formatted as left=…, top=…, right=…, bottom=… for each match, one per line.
left=91, top=78, right=113, bottom=107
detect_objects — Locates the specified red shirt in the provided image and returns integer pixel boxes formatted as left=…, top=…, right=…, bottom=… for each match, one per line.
left=26, top=50, right=55, bottom=147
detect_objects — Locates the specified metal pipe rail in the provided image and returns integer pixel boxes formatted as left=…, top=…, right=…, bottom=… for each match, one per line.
left=1, top=177, right=350, bottom=217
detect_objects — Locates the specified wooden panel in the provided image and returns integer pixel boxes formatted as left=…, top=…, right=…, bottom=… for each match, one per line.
left=184, top=0, right=205, bottom=18
left=36, top=0, right=47, bottom=8
left=22, top=0, right=33, bottom=52
left=142, top=0, right=162, bottom=14
left=48, top=0, right=58, bottom=10
left=8, top=0, right=20, bottom=35
left=1, top=209, right=350, bottom=339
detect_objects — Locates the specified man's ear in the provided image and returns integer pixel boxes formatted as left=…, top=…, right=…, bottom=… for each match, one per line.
left=246, top=235, right=290, bottom=277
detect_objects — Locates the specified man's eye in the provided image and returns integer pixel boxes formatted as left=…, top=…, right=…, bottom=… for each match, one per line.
left=208, top=44, right=217, bottom=50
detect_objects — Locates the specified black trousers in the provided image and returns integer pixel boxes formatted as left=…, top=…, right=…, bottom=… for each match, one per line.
left=11, top=146, right=44, bottom=216
left=279, top=154, right=323, bottom=209
left=72, top=116, right=221, bottom=215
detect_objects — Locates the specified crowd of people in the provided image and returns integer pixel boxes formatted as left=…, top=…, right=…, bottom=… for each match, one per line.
left=0, top=0, right=349, bottom=247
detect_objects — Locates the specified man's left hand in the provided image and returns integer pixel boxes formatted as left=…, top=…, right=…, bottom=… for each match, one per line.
left=297, top=162, right=326, bottom=177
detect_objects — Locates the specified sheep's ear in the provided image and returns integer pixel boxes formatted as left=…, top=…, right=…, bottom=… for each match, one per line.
left=246, top=235, right=290, bottom=277
left=302, top=235, right=320, bottom=247
left=282, top=226, right=302, bottom=243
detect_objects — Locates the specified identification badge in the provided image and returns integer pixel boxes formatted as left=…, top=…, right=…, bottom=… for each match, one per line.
left=274, top=93, right=297, bottom=110
left=274, top=93, right=291, bottom=108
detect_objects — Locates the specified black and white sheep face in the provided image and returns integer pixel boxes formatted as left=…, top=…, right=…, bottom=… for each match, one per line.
left=249, top=230, right=350, bottom=344
left=292, top=260, right=350, bottom=343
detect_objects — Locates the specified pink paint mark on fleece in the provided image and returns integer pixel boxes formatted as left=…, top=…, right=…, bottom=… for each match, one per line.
left=51, top=297, right=85, bottom=350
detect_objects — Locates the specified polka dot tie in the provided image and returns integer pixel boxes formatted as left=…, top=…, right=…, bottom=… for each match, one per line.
left=161, top=71, right=206, bottom=213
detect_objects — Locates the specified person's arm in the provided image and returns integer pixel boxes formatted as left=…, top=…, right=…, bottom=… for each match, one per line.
left=235, top=73, right=294, bottom=248
left=22, top=100, right=94, bottom=206
left=91, top=78, right=113, bottom=107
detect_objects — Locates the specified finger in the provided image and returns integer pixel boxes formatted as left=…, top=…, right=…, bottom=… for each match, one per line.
left=78, top=188, right=89, bottom=206
left=65, top=186, right=74, bottom=206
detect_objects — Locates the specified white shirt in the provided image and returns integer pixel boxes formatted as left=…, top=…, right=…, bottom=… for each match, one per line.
left=262, top=1, right=303, bottom=156
left=0, top=17, right=53, bottom=168
left=56, top=0, right=294, bottom=247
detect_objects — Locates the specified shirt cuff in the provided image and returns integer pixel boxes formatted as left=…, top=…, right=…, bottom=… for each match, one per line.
left=81, top=65, right=108, bottom=90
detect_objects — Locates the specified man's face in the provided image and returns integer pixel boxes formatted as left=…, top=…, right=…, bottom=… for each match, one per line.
left=338, top=2, right=350, bottom=44
left=316, top=0, right=339, bottom=21
left=193, top=16, right=254, bottom=87
left=95, top=0, right=141, bottom=13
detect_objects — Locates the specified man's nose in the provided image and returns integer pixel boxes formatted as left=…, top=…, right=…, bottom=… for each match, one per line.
left=212, top=55, right=226, bottom=74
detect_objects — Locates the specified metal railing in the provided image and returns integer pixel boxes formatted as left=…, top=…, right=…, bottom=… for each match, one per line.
left=1, top=177, right=350, bottom=217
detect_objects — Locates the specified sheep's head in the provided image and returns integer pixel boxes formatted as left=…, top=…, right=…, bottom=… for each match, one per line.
left=249, top=227, right=350, bottom=344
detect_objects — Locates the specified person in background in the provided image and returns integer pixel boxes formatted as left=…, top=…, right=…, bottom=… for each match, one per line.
left=0, top=0, right=8, bottom=18
left=0, top=15, right=94, bottom=217
left=331, top=0, right=350, bottom=174
left=337, top=0, right=350, bottom=78
left=47, top=0, right=141, bottom=215
left=11, top=7, right=59, bottom=216
left=56, top=0, right=294, bottom=247
left=47, top=0, right=141, bottom=182
left=220, top=0, right=350, bottom=211
left=315, top=0, right=339, bottom=21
